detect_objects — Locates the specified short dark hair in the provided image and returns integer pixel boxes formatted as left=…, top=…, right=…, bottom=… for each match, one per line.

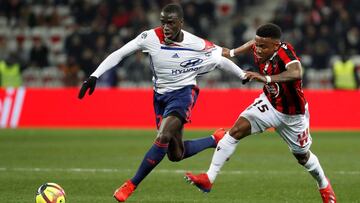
left=256, top=23, right=282, bottom=39
left=162, top=3, right=184, bottom=19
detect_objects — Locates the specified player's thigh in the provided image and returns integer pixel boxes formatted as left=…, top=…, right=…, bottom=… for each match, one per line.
left=276, top=105, right=312, bottom=154
left=163, top=85, right=199, bottom=123
left=240, top=94, right=281, bottom=134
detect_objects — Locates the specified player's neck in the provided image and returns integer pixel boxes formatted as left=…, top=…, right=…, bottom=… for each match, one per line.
left=259, top=58, right=269, bottom=64
left=164, top=31, right=184, bottom=45
left=172, top=31, right=184, bottom=43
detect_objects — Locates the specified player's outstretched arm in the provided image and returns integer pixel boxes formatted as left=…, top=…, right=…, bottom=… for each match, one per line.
left=91, top=39, right=141, bottom=78
left=78, top=36, right=142, bottom=99
left=246, top=61, right=302, bottom=84
left=222, top=39, right=255, bottom=58
left=218, top=56, right=248, bottom=83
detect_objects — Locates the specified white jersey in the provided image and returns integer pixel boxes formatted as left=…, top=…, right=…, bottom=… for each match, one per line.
left=91, top=27, right=244, bottom=94
left=92, top=27, right=221, bottom=94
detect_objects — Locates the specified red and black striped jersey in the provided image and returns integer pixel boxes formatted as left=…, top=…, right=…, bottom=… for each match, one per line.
left=252, top=42, right=306, bottom=115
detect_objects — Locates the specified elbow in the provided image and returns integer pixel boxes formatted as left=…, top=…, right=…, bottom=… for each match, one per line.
left=296, top=70, right=302, bottom=80
left=289, top=64, right=303, bottom=80
left=297, top=67, right=304, bottom=80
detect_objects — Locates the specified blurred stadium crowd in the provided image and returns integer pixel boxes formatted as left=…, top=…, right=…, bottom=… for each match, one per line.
left=0, top=0, right=359, bottom=89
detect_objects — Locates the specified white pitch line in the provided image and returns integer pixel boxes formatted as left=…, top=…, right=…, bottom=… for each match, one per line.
left=0, top=167, right=359, bottom=175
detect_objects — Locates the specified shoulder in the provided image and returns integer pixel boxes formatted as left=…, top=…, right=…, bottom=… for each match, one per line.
left=151, top=27, right=164, bottom=44
left=135, top=28, right=159, bottom=45
left=183, top=30, right=217, bottom=51
left=277, top=42, right=300, bottom=64
left=278, top=42, right=296, bottom=53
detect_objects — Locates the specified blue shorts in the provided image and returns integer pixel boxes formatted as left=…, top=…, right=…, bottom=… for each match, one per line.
left=153, top=85, right=199, bottom=129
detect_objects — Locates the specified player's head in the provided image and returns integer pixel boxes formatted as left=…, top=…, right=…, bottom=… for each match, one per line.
left=160, top=3, right=184, bottom=43
left=254, top=23, right=282, bottom=62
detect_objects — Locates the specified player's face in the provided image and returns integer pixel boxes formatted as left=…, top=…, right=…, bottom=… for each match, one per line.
left=254, top=36, right=280, bottom=62
left=160, top=12, right=183, bottom=42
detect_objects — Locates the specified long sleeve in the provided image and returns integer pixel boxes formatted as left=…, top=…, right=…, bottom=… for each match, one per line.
left=218, top=56, right=246, bottom=80
left=91, top=38, right=142, bottom=78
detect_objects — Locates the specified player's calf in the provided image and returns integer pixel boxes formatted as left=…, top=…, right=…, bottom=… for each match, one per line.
left=167, top=151, right=183, bottom=162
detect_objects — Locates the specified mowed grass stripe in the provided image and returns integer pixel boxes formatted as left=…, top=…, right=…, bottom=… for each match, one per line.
left=0, top=129, right=359, bottom=203
left=1, top=167, right=360, bottom=175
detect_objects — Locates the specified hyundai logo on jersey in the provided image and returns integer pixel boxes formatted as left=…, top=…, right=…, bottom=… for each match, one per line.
left=180, top=58, right=203, bottom=68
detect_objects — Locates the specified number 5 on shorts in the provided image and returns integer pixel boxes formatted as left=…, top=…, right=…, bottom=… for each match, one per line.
left=252, top=100, right=269, bottom=113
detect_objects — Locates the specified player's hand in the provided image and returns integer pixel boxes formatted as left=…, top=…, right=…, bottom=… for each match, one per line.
left=222, top=47, right=231, bottom=58
left=242, top=78, right=250, bottom=85
left=244, top=71, right=267, bottom=83
left=78, top=76, right=97, bottom=99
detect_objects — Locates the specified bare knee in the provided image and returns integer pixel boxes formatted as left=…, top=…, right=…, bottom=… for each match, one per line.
left=156, top=130, right=173, bottom=143
left=229, top=117, right=251, bottom=140
left=156, top=116, right=182, bottom=144
left=293, top=152, right=310, bottom=165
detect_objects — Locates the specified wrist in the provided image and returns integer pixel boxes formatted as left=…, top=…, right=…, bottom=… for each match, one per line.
left=229, top=49, right=235, bottom=57
left=265, top=75, right=271, bottom=83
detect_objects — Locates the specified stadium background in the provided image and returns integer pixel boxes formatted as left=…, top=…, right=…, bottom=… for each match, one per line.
left=0, top=0, right=360, bottom=203
left=0, top=0, right=359, bottom=89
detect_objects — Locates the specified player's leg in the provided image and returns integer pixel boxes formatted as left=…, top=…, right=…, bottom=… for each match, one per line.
left=184, top=116, right=251, bottom=192
left=164, top=85, right=224, bottom=161
left=277, top=104, right=336, bottom=202
left=114, top=116, right=177, bottom=202
left=208, top=94, right=278, bottom=181
left=114, top=91, right=170, bottom=202
left=182, top=128, right=226, bottom=159
left=207, top=116, right=252, bottom=179
left=293, top=151, right=329, bottom=188
left=165, top=116, right=227, bottom=161
left=207, top=117, right=252, bottom=179
left=160, top=114, right=184, bottom=162
left=293, top=151, right=336, bottom=202
left=185, top=93, right=278, bottom=192
left=129, top=115, right=180, bottom=186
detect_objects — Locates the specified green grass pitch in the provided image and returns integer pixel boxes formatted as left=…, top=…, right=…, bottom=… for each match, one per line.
left=0, top=129, right=359, bottom=203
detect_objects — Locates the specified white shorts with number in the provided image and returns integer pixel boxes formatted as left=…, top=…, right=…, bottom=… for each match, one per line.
left=240, top=93, right=312, bottom=154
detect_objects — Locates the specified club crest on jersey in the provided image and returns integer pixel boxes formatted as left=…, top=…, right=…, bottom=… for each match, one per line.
left=180, top=58, right=203, bottom=68
left=265, top=83, right=280, bottom=98
left=141, top=32, right=147, bottom=39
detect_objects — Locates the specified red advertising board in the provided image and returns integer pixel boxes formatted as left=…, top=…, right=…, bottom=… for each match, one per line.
left=1, top=88, right=359, bottom=130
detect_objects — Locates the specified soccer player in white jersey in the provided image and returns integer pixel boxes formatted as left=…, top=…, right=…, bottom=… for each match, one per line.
left=78, top=3, right=247, bottom=202
left=185, top=23, right=336, bottom=203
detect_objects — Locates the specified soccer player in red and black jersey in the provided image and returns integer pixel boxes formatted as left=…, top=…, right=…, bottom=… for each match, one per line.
left=185, top=23, right=337, bottom=203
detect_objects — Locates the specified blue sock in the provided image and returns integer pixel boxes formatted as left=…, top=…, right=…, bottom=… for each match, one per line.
left=183, top=136, right=216, bottom=159
left=131, top=141, right=168, bottom=186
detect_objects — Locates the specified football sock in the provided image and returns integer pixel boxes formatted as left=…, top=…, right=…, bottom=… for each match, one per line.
left=131, top=141, right=168, bottom=186
left=207, top=132, right=239, bottom=183
left=303, top=151, right=328, bottom=189
left=182, top=136, right=216, bottom=159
